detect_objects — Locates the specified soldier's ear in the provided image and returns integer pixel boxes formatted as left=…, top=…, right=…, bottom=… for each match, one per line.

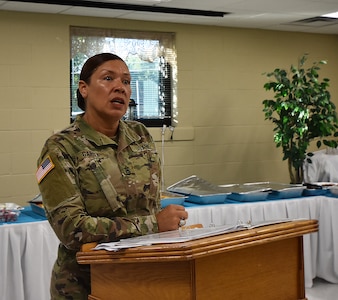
left=78, top=80, right=88, bottom=99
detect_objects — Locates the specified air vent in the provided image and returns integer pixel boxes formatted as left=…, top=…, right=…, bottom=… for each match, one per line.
left=288, top=16, right=338, bottom=27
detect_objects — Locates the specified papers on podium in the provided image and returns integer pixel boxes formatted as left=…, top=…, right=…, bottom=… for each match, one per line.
left=93, top=218, right=305, bottom=252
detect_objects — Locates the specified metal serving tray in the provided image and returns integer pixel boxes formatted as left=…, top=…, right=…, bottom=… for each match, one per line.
left=167, top=175, right=238, bottom=204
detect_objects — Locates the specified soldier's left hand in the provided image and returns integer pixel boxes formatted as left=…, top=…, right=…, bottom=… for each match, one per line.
left=156, top=204, right=188, bottom=232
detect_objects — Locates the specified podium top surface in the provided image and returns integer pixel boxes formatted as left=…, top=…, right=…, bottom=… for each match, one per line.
left=76, top=219, right=318, bottom=265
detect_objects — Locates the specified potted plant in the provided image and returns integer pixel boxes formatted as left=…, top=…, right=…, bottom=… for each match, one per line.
left=262, top=54, right=338, bottom=184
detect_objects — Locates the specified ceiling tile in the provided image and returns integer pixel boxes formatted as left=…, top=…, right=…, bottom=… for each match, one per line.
left=0, top=0, right=337, bottom=34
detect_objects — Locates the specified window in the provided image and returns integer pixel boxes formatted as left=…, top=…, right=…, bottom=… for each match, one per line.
left=70, top=26, right=177, bottom=127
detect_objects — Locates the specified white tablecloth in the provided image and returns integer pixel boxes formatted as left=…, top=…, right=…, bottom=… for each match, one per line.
left=1, top=196, right=337, bottom=299
left=0, top=221, right=59, bottom=300
left=185, top=195, right=338, bottom=288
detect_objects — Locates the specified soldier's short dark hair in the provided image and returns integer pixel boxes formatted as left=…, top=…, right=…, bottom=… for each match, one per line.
left=77, top=53, right=124, bottom=111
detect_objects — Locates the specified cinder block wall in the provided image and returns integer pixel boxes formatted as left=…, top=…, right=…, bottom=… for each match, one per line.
left=0, top=10, right=337, bottom=206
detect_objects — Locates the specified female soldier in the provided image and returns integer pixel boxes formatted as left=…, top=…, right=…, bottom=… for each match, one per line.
left=36, top=53, right=188, bottom=299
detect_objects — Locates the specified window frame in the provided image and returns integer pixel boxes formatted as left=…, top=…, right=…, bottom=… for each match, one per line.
left=70, top=26, right=177, bottom=127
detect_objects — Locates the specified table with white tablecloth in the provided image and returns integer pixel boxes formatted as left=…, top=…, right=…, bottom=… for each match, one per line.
left=1, top=195, right=337, bottom=299
left=0, top=211, right=59, bottom=300
left=185, top=195, right=338, bottom=288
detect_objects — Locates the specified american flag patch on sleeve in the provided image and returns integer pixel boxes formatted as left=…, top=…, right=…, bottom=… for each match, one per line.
left=36, top=156, right=55, bottom=183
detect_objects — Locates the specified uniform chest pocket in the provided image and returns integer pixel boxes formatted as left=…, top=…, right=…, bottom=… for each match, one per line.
left=88, top=158, right=124, bottom=212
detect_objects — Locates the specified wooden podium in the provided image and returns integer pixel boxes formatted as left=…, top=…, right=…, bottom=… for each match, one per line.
left=77, top=219, right=318, bottom=300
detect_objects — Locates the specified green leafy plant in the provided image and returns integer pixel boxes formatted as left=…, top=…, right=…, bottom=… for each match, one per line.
left=263, top=54, right=338, bottom=183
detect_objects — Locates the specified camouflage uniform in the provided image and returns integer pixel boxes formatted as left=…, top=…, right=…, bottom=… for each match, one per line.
left=37, top=115, right=161, bottom=299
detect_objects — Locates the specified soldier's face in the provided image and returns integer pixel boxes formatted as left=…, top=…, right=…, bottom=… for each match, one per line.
left=79, top=59, right=132, bottom=121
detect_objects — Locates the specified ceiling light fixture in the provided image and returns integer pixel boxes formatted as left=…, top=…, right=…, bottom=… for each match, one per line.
left=321, top=12, right=338, bottom=19
left=13, top=0, right=228, bottom=17
left=133, top=0, right=172, bottom=2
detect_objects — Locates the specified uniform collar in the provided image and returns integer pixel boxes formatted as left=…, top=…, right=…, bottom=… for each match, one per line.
left=75, top=114, right=141, bottom=149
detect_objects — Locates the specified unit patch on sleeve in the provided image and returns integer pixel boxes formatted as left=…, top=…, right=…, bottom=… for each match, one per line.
left=36, top=156, right=55, bottom=183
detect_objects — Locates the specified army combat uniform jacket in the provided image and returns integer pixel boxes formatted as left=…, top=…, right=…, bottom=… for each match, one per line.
left=37, top=115, right=161, bottom=299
